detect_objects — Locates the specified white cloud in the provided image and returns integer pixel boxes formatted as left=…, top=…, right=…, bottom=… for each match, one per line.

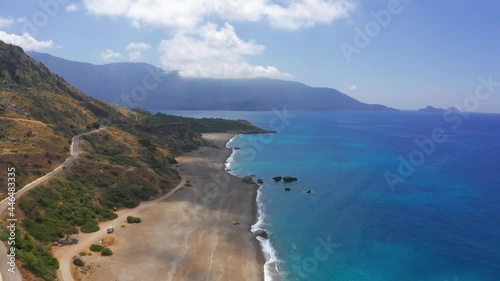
left=65, top=3, right=80, bottom=12
left=100, top=49, right=122, bottom=62
left=83, top=0, right=356, bottom=30
left=348, top=85, right=358, bottom=90
left=84, top=1, right=353, bottom=78
left=265, top=0, right=356, bottom=30
left=158, top=23, right=290, bottom=79
left=0, top=31, right=53, bottom=51
left=126, top=42, right=151, bottom=51
left=126, top=42, right=151, bottom=61
left=16, top=17, right=27, bottom=23
left=84, top=0, right=131, bottom=16
left=0, top=17, right=14, bottom=28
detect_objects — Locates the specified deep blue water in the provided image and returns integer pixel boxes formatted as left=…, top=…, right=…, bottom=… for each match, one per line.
left=159, top=110, right=500, bottom=281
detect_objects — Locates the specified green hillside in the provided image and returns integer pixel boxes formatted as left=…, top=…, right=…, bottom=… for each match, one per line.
left=0, top=41, right=269, bottom=281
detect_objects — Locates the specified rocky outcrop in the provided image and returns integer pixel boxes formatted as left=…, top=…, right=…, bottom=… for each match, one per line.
left=241, top=176, right=254, bottom=184
left=283, top=177, right=298, bottom=183
left=257, top=179, right=263, bottom=184
left=273, top=176, right=298, bottom=183
left=284, top=188, right=291, bottom=192
left=254, top=230, right=269, bottom=239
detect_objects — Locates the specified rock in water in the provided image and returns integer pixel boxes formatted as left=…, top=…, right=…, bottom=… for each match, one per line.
left=254, top=230, right=269, bottom=239
left=273, top=176, right=283, bottom=182
left=257, top=179, right=264, bottom=184
left=283, top=176, right=298, bottom=183
left=284, top=188, right=291, bottom=192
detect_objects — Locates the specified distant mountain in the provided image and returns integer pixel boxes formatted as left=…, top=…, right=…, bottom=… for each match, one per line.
left=419, top=106, right=460, bottom=113
left=28, top=52, right=396, bottom=112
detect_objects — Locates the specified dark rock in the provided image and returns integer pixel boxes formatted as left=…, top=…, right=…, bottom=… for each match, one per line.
left=232, top=221, right=240, bottom=225
left=283, top=176, right=298, bottom=183
left=241, top=176, right=254, bottom=184
left=234, top=147, right=241, bottom=150
left=305, top=190, right=312, bottom=194
left=257, top=179, right=263, bottom=184
left=254, top=230, right=269, bottom=239
left=284, top=188, right=291, bottom=192
left=272, top=176, right=283, bottom=182
left=73, top=256, right=85, bottom=267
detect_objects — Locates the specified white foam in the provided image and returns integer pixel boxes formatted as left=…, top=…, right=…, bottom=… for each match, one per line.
left=225, top=136, right=282, bottom=281
left=224, top=135, right=241, bottom=173
left=252, top=186, right=282, bottom=281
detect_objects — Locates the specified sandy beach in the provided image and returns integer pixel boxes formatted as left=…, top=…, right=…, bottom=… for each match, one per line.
left=70, top=133, right=264, bottom=281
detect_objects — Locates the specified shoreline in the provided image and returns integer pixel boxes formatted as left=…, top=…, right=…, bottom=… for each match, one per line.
left=225, top=134, right=281, bottom=281
left=66, top=133, right=266, bottom=281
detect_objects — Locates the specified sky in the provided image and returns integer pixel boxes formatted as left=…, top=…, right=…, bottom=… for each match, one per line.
left=0, top=0, right=499, bottom=113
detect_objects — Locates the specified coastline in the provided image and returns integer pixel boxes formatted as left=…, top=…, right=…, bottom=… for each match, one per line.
left=225, top=134, right=282, bottom=281
left=67, top=133, right=265, bottom=281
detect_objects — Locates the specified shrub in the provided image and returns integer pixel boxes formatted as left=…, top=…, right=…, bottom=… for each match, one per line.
left=89, top=244, right=104, bottom=252
left=127, top=216, right=142, bottom=224
left=79, top=252, right=87, bottom=256
left=0, top=230, right=9, bottom=241
left=81, top=222, right=99, bottom=233
left=101, top=248, right=113, bottom=256
left=167, top=157, right=178, bottom=164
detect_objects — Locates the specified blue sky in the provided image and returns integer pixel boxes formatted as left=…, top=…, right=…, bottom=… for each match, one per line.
left=0, top=0, right=499, bottom=113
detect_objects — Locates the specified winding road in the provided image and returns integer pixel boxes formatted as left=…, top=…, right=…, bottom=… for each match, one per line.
left=0, top=128, right=105, bottom=281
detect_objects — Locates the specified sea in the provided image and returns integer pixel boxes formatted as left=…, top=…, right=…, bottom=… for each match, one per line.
left=158, top=110, right=500, bottom=281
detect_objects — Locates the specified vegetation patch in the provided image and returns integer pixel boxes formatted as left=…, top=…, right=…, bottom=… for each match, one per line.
left=127, top=216, right=142, bottom=224
left=14, top=230, right=59, bottom=281
left=89, top=244, right=104, bottom=252
left=101, top=248, right=113, bottom=256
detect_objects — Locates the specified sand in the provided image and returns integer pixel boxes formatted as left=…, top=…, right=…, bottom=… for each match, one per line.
left=71, top=133, right=264, bottom=281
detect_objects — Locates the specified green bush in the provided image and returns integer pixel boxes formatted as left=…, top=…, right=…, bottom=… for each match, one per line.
left=81, top=222, right=99, bottom=233
left=127, top=216, right=142, bottom=224
left=101, top=248, right=113, bottom=256
left=15, top=230, right=59, bottom=281
left=79, top=252, right=87, bottom=256
left=0, top=230, right=9, bottom=241
left=89, top=244, right=104, bottom=252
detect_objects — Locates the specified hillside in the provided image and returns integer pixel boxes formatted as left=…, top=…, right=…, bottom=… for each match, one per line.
left=0, top=41, right=269, bottom=281
left=28, top=51, right=396, bottom=111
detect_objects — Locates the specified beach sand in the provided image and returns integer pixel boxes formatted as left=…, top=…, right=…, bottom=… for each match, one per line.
left=76, top=133, right=264, bottom=281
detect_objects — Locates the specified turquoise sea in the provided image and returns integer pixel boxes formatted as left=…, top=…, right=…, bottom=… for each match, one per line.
left=159, top=110, right=500, bottom=281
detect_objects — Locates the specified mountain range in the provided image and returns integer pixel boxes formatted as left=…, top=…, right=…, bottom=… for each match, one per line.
left=28, top=52, right=395, bottom=112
